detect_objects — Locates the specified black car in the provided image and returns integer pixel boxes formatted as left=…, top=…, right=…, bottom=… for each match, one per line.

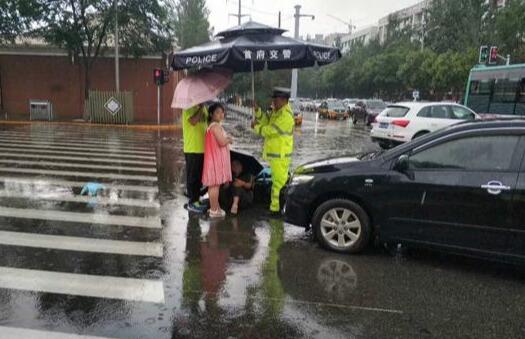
left=284, top=119, right=525, bottom=263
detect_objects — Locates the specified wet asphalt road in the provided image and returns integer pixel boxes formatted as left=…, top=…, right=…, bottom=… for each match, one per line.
left=0, top=113, right=524, bottom=338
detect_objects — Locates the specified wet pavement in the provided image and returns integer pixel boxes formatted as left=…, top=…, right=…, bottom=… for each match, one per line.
left=0, top=113, right=524, bottom=338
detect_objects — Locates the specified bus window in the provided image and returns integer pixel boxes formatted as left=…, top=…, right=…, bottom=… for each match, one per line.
left=516, top=78, right=525, bottom=115
left=490, top=79, right=519, bottom=115
left=467, top=79, right=492, bottom=113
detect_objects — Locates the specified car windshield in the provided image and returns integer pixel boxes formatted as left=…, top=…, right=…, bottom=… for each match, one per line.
left=382, top=106, right=410, bottom=117
left=328, top=102, right=346, bottom=110
left=367, top=100, right=386, bottom=109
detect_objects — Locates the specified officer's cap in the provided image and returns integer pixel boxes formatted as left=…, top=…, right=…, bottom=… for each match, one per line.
left=271, top=87, right=291, bottom=99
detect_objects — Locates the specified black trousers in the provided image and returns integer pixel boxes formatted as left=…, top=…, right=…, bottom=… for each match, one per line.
left=185, top=153, right=204, bottom=204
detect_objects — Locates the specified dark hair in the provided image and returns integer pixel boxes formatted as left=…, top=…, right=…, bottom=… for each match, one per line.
left=208, top=103, right=225, bottom=123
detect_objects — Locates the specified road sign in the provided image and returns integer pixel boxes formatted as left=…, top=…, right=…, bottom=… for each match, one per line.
left=104, top=97, right=122, bottom=116
left=412, top=90, right=420, bottom=101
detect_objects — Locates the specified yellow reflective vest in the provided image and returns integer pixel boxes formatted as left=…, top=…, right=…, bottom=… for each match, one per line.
left=254, top=103, right=294, bottom=160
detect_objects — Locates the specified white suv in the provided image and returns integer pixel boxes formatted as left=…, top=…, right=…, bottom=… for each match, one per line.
left=370, top=102, right=479, bottom=149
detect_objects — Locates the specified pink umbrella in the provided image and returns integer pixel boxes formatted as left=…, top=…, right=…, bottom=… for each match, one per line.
left=171, top=69, right=233, bottom=109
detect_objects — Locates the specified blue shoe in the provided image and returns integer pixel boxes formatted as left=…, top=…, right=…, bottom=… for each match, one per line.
left=187, top=202, right=207, bottom=213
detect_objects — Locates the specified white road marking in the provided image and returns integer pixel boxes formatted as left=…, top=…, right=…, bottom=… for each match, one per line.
left=0, top=266, right=165, bottom=303
left=0, top=131, right=153, bottom=148
left=0, top=230, right=163, bottom=257
left=0, top=326, right=115, bottom=339
left=0, top=146, right=156, bottom=160
left=0, top=191, right=160, bottom=208
left=0, top=206, right=161, bottom=228
left=0, top=151, right=156, bottom=166
left=0, top=138, right=155, bottom=155
left=0, top=176, right=159, bottom=193
left=0, top=167, right=158, bottom=181
left=0, top=159, right=157, bottom=173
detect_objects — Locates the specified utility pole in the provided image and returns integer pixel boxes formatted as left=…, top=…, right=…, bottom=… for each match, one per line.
left=114, top=0, right=120, bottom=92
left=229, top=0, right=249, bottom=25
left=278, top=11, right=281, bottom=28
left=291, top=5, right=315, bottom=99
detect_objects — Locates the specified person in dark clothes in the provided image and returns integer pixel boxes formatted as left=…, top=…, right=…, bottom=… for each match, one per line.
left=220, top=160, right=254, bottom=215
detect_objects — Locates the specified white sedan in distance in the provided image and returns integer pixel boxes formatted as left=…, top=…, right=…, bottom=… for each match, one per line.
left=370, top=102, right=479, bottom=149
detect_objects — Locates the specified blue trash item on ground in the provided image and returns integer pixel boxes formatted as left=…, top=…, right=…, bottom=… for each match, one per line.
left=80, top=182, right=106, bottom=197
left=256, top=167, right=272, bottom=182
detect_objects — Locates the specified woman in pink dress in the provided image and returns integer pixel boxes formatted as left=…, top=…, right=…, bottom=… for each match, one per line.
left=202, top=103, right=232, bottom=218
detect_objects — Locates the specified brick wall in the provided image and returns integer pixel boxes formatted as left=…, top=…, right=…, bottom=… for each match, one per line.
left=0, top=53, right=181, bottom=124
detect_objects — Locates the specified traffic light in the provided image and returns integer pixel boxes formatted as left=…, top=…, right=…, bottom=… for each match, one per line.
left=162, top=70, right=170, bottom=84
left=489, top=46, right=498, bottom=65
left=153, top=68, right=163, bottom=85
left=479, top=46, right=489, bottom=64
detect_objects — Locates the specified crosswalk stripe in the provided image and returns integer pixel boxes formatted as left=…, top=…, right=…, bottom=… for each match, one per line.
left=0, top=326, right=115, bottom=339
left=0, top=191, right=160, bottom=208
left=0, top=230, right=163, bottom=257
left=0, top=146, right=156, bottom=160
left=0, top=206, right=161, bottom=228
left=0, top=159, right=157, bottom=173
left=0, top=176, right=159, bottom=193
left=0, top=266, right=165, bottom=303
left=0, top=134, right=152, bottom=149
left=0, top=131, right=154, bottom=147
left=0, top=167, right=158, bottom=181
left=0, top=151, right=156, bottom=166
left=0, top=139, right=156, bottom=155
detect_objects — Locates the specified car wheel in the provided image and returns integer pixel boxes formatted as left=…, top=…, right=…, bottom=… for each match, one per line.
left=312, top=199, right=371, bottom=254
left=412, top=131, right=428, bottom=140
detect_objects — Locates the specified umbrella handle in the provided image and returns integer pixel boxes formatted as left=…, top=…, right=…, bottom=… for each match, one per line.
left=251, top=59, right=255, bottom=119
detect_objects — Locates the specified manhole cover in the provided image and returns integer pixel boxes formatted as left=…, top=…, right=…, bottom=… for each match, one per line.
left=104, top=97, right=122, bottom=116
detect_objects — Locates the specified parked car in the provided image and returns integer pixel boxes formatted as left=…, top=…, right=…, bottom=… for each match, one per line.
left=363, top=99, right=387, bottom=125
left=371, top=102, right=479, bottom=149
left=318, top=100, right=349, bottom=120
left=284, top=119, right=525, bottom=264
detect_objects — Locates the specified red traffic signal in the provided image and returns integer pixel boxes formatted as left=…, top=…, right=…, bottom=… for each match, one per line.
left=153, top=68, right=164, bottom=85
left=489, top=46, right=498, bottom=65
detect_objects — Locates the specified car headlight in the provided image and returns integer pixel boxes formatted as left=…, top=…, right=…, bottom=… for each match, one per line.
left=289, top=174, right=315, bottom=186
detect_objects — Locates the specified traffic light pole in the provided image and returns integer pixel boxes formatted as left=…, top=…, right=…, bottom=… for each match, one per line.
left=291, top=5, right=315, bottom=99
left=157, top=85, right=160, bottom=125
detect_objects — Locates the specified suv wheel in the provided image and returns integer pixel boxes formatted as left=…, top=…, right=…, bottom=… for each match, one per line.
left=312, top=199, right=371, bottom=253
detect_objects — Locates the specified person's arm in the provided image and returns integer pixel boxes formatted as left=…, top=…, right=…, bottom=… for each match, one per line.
left=188, top=106, right=205, bottom=126
left=211, top=124, right=232, bottom=146
left=254, top=111, right=294, bottom=138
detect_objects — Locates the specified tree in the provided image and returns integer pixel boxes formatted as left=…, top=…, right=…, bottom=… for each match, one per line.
left=424, top=0, right=488, bottom=53
left=0, top=0, right=41, bottom=45
left=171, top=0, right=210, bottom=49
left=493, top=0, right=525, bottom=62
left=37, top=0, right=172, bottom=100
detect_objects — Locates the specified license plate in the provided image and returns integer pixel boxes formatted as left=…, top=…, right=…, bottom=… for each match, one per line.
left=379, top=122, right=389, bottom=129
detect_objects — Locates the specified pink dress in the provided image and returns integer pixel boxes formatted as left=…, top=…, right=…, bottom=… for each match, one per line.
left=202, top=122, right=232, bottom=187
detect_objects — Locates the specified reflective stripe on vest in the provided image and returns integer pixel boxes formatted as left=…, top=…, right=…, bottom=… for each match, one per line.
left=266, top=152, right=293, bottom=158
left=271, top=123, right=293, bottom=136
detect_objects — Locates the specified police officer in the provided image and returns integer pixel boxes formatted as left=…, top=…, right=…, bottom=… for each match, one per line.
left=252, top=87, right=294, bottom=216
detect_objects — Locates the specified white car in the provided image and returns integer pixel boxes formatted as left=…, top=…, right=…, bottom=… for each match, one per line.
left=370, top=102, right=479, bottom=149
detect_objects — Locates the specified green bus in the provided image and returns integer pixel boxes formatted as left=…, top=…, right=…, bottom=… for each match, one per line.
left=464, top=63, right=525, bottom=116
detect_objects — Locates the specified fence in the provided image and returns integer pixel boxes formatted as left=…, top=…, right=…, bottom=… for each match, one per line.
left=87, top=91, right=134, bottom=124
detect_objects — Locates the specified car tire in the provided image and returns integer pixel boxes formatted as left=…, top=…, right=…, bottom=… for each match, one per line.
left=412, top=131, right=428, bottom=140
left=312, top=199, right=371, bottom=254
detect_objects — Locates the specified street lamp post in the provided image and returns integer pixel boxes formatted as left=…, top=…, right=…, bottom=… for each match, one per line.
left=291, top=5, right=314, bottom=99
left=114, top=0, right=120, bottom=93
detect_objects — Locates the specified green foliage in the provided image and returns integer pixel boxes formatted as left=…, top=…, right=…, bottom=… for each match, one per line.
left=493, top=0, right=525, bottom=62
left=0, top=0, right=41, bottom=44
left=171, top=0, right=210, bottom=49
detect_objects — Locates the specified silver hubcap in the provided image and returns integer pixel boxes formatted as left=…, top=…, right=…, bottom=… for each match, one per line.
left=320, top=208, right=361, bottom=249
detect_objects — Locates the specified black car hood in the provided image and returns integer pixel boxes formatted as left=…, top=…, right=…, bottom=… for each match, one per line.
left=294, top=156, right=361, bottom=174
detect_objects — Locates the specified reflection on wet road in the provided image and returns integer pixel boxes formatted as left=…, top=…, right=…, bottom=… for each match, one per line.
left=0, top=119, right=523, bottom=338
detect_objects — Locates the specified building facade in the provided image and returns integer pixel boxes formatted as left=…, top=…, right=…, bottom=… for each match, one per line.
left=377, top=0, right=431, bottom=44
left=340, top=26, right=379, bottom=54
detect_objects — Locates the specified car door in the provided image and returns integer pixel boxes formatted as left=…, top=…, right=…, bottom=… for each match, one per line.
left=508, top=145, right=525, bottom=259
left=416, top=105, right=452, bottom=132
left=382, top=131, right=522, bottom=255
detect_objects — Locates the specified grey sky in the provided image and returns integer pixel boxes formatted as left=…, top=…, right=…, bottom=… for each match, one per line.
left=206, top=0, right=423, bottom=37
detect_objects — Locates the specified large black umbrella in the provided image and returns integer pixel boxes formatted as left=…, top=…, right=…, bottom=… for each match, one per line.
left=230, top=149, right=263, bottom=177
left=171, top=21, right=341, bottom=113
